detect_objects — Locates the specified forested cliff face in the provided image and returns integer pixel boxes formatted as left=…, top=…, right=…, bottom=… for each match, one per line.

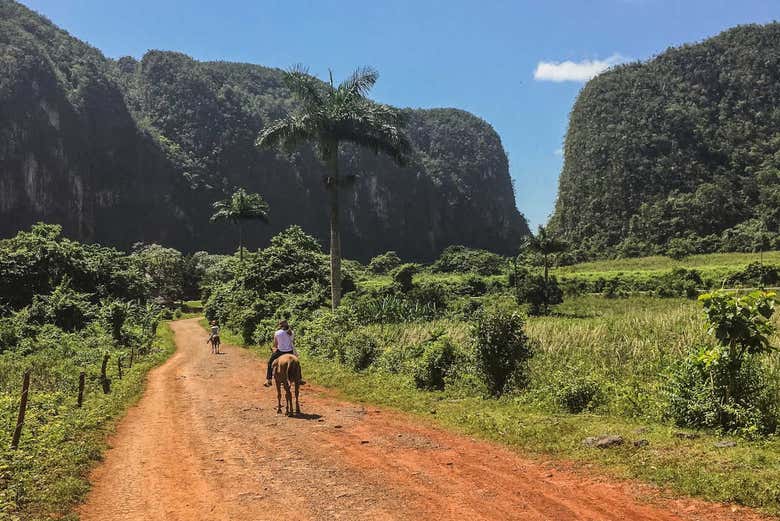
left=0, top=1, right=528, bottom=261
left=550, top=23, right=780, bottom=259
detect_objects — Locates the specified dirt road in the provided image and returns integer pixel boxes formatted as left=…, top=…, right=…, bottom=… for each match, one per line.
left=78, top=318, right=767, bottom=520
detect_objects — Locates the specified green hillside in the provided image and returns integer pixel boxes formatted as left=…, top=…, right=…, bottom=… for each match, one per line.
left=550, top=23, right=780, bottom=260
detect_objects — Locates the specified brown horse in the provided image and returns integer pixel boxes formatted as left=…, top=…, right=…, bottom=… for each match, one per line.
left=273, top=354, right=301, bottom=416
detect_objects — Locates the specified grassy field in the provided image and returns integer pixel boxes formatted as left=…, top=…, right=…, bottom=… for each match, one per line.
left=557, top=250, right=780, bottom=275
left=208, top=294, right=780, bottom=516
left=356, top=250, right=780, bottom=297
left=0, top=322, right=176, bottom=521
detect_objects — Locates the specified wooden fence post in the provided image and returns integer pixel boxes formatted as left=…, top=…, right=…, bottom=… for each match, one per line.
left=117, top=356, right=123, bottom=380
left=77, top=371, right=85, bottom=407
left=11, top=370, right=31, bottom=450
left=100, top=353, right=111, bottom=394
left=129, top=346, right=135, bottom=368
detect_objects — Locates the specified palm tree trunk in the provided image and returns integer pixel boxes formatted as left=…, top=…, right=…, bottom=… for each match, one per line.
left=326, top=144, right=342, bottom=310
left=239, top=221, right=244, bottom=263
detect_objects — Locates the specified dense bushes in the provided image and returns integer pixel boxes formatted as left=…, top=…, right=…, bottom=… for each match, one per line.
left=655, top=269, right=702, bottom=299
left=368, top=251, right=402, bottom=274
left=724, top=262, right=779, bottom=287
left=392, top=263, right=420, bottom=293
left=0, top=224, right=149, bottom=311
left=666, top=291, right=778, bottom=435
left=0, top=225, right=172, bottom=518
left=471, top=307, right=533, bottom=397
left=513, top=270, right=563, bottom=315
left=348, top=295, right=440, bottom=324
left=431, top=245, right=507, bottom=275
left=203, top=226, right=331, bottom=342
left=412, top=331, right=458, bottom=390
left=343, top=330, right=380, bottom=371
left=553, top=374, right=603, bottom=413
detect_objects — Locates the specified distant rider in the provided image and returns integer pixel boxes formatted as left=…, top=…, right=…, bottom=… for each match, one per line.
left=207, top=320, right=221, bottom=353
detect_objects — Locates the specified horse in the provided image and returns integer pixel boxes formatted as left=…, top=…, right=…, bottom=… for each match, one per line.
left=208, top=334, right=220, bottom=354
left=273, top=354, right=301, bottom=416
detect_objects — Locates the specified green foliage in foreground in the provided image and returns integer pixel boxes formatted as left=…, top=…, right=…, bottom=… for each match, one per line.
left=0, top=322, right=175, bottom=521
left=666, top=291, right=778, bottom=436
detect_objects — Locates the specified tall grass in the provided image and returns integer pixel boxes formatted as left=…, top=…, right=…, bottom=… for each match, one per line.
left=557, top=250, right=780, bottom=274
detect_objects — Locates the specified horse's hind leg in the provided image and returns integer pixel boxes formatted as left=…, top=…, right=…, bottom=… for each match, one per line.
left=275, top=377, right=282, bottom=414
left=294, top=381, right=300, bottom=414
left=284, top=383, right=293, bottom=416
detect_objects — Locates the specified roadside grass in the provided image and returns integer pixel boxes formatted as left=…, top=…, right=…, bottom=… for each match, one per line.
left=0, top=322, right=176, bottom=521
left=300, top=357, right=780, bottom=516
left=202, top=298, right=780, bottom=516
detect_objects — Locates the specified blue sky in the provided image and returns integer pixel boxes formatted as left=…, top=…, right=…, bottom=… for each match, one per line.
left=20, top=0, right=780, bottom=229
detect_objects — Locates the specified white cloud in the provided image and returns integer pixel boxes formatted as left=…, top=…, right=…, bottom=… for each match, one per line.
left=533, top=54, right=626, bottom=82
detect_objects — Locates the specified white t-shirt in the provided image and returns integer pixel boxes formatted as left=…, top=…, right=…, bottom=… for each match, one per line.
left=275, top=329, right=294, bottom=353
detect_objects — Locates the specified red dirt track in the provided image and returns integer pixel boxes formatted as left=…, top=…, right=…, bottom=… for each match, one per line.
left=77, top=318, right=769, bottom=520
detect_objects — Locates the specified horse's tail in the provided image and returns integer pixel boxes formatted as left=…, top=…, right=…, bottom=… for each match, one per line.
left=288, top=357, right=301, bottom=385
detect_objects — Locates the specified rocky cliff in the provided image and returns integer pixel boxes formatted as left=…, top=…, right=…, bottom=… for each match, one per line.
left=0, top=0, right=528, bottom=260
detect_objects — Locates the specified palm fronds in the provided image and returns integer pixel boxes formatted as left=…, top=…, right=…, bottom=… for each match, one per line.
left=209, top=188, right=270, bottom=224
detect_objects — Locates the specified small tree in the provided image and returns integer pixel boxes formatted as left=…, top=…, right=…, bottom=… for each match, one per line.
left=368, top=251, right=402, bottom=274
left=210, top=188, right=270, bottom=262
left=392, top=263, right=419, bottom=293
left=471, top=306, right=533, bottom=397
left=666, top=290, right=778, bottom=435
left=130, top=244, right=186, bottom=304
left=517, top=226, right=567, bottom=315
left=514, top=269, right=563, bottom=315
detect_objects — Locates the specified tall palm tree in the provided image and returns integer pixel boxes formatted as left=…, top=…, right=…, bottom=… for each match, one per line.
left=210, top=188, right=270, bottom=262
left=522, top=225, right=568, bottom=284
left=520, top=226, right=568, bottom=314
left=257, top=66, right=412, bottom=309
left=522, top=226, right=568, bottom=286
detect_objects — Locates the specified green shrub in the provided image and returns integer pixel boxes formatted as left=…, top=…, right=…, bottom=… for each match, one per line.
left=368, top=251, right=402, bottom=274
left=554, top=375, right=603, bottom=413
left=343, top=330, right=379, bottom=371
left=99, top=299, right=131, bottom=344
left=666, top=346, right=777, bottom=436
left=407, top=282, right=447, bottom=309
left=298, top=307, right=359, bottom=360
left=724, top=262, right=779, bottom=287
left=377, top=345, right=411, bottom=374
left=514, top=270, right=563, bottom=315
left=0, top=316, right=20, bottom=353
left=431, top=245, right=506, bottom=275
left=454, top=274, right=487, bottom=296
left=471, top=306, right=533, bottom=397
left=252, top=317, right=279, bottom=344
left=392, top=263, right=420, bottom=293
left=449, top=297, right=483, bottom=319
left=666, top=237, right=697, bottom=260
left=28, top=278, right=95, bottom=332
left=656, top=268, right=702, bottom=299
left=412, top=333, right=457, bottom=390
left=665, top=290, right=778, bottom=436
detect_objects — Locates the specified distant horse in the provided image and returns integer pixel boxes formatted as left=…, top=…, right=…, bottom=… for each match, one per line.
left=209, top=335, right=221, bottom=354
left=273, top=354, right=301, bottom=416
